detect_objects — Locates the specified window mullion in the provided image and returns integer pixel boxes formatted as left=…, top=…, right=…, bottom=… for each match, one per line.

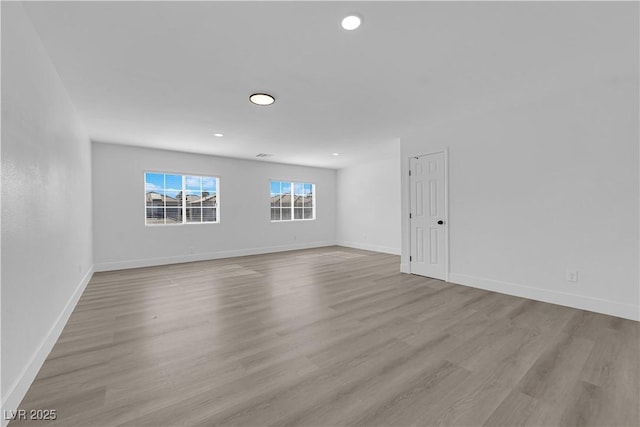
left=290, top=182, right=294, bottom=220
left=163, top=173, right=167, bottom=224
left=182, top=175, right=186, bottom=224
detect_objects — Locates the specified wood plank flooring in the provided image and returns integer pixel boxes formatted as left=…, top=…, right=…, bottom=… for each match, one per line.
left=10, top=247, right=639, bottom=426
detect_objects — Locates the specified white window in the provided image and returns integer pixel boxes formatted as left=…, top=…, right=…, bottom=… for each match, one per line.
left=145, top=172, right=219, bottom=225
left=270, top=181, right=315, bottom=221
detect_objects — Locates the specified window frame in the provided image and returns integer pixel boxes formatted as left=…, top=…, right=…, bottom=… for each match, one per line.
left=270, top=180, right=316, bottom=222
left=144, top=171, right=220, bottom=226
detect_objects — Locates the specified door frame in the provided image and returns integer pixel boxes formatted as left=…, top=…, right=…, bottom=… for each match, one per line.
left=407, top=148, right=450, bottom=281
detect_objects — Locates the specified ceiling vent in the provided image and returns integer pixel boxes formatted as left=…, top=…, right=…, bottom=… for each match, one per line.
left=256, top=153, right=274, bottom=158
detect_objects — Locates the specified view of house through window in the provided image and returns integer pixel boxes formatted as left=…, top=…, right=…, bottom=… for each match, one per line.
left=270, top=180, right=315, bottom=221
left=145, top=172, right=219, bottom=225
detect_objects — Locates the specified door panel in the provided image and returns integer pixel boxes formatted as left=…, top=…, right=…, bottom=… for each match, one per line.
left=410, top=152, right=447, bottom=280
left=415, top=227, right=424, bottom=262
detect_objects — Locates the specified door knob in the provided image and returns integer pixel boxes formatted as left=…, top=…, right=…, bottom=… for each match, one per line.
left=437, top=220, right=444, bottom=225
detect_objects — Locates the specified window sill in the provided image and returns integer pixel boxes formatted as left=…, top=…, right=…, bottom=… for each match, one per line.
left=145, top=222, right=220, bottom=227
left=270, top=218, right=316, bottom=223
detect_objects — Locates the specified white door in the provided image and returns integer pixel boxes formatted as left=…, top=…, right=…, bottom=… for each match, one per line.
left=410, top=152, right=447, bottom=280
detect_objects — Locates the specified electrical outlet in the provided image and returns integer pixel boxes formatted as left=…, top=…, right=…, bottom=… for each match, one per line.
left=566, top=270, right=579, bottom=283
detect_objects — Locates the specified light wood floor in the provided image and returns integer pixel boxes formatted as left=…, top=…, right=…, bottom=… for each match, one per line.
left=11, top=247, right=639, bottom=426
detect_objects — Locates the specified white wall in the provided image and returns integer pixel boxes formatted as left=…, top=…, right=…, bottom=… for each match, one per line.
left=92, top=143, right=336, bottom=270
left=336, top=142, right=401, bottom=255
left=401, top=76, right=639, bottom=320
left=1, top=2, right=94, bottom=421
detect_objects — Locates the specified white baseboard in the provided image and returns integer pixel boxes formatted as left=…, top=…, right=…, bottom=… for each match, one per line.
left=448, top=273, right=639, bottom=321
left=1, top=266, right=95, bottom=427
left=94, top=241, right=338, bottom=272
left=335, top=241, right=401, bottom=256
left=400, top=263, right=410, bottom=274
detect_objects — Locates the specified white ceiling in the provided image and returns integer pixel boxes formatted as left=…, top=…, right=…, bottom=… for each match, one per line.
left=21, top=1, right=637, bottom=168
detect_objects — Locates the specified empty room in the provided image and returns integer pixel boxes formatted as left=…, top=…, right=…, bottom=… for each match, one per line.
left=1, top=1, right=638, bottom=426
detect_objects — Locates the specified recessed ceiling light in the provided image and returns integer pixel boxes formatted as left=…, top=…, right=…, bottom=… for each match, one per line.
left=250, top=93, right=275, bottom=106
left=332, top=153, right=340, bottom=156
left=213, top=133, right=224, bottom=137
left=341, top=15, right=361, bottom=31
